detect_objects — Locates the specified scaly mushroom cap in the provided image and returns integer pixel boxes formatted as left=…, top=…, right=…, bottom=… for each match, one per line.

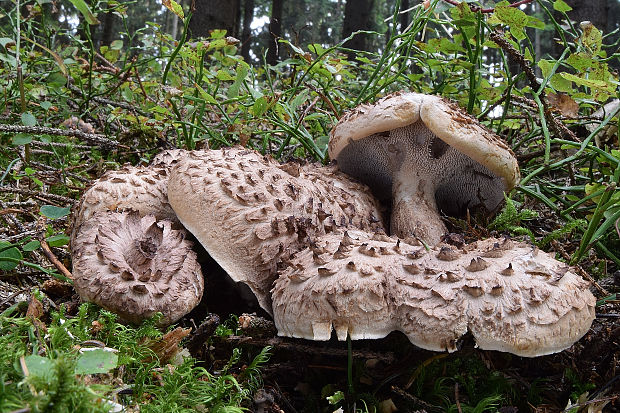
left=329, top=92, right=520, bottom=245
left=72, top=211, right=204, bottom=325
left=167, top=147, right=386, bottom=314
left=272, top=231, right=595, bottom=357
left=272, top=231, right=394, bottom=341
left=70, top=151, right=183, bottom=244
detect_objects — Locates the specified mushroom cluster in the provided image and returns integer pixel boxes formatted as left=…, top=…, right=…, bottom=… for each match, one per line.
left=166, top=147, right=386, bottom=313
left=70, top=92, right=596, bottom=357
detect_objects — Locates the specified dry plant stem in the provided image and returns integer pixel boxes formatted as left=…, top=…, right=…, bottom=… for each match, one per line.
left=0, top=124, right=124, bottom=150
left=30, top=140, right=94, bottom=150
left=223, top=336, right=396, bottom=363
left=489, top=30, right=577, bottom=142
left=551, top=240, right=610, bottom=296
left=391, top=385, right=441, bottom=412
left=39, top=239, right=72, bottom=280
left=67, top=84, right=149, bottom=117
left=0, top=186, right=74, bottom=204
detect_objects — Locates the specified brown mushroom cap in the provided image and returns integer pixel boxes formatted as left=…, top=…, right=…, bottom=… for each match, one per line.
left=167, top=147, right=386, bottom=314
left=272, top=230, right=595, bottom=357
left=72, top=211, right=204, bottom=325
left=329, top=92, right=520, bottom=245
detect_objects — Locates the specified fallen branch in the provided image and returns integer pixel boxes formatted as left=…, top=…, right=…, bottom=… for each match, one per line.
left=0, top=186, right=75, bottom=205
left=0, top=124, right=126, bottom=150
left=39, top=239, right=73, bottom=280
left=67, top=84, right=149, bottom=117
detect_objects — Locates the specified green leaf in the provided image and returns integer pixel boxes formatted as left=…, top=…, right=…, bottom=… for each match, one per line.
left=195, top=84, right=217, bottom=104
left=23, top=240, right=41, bottom=252
left=560, top=72, right=615, bottom=92
left=40, top=101, right=52, bottom=111
left=216, top=69, right=235, bottom=81
left=12, top=134, right=33, bottom=145
left=227, top=62, right=249, bottom=98
left=580, top=22, right=602, bottom=56
left=22, top=355, right=54, bottom=379
left=67, top=0, right=99, bottom=24
left=553, top=0, right=572, bottom=12
left=0, top=37, right=14, bottom=48
left=21, top=112, right=37, bottom=127
left=162, top=0, right=184, bottom=19
left=0, top=241, right=23, bottom=271
left=326, top=391, right=345, bottom=405
left=75, top=349, right=118, bottom=375
left=494, top=2, right=528, bottom=28
left=110, top=39, right=123, bottom=50
left=40, top=205, right=71, bottom=219
left=250, top=96, right=269, bottom=117
left=46, top=234, right=69, bottom=247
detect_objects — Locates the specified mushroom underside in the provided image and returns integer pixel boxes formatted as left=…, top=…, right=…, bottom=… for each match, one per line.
left=335, top=121, right=507, bottom=242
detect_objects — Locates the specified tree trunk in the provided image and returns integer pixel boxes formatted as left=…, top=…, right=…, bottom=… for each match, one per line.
left=400, top=0, right=409, bottom=33
left=240, top=0, right=255, bottom=63
left=100, top=9, right=116, bottom=47
left=564, top=0, right=608, bottom=31
left=266, top=0, right=283, bottom=65
left=342, top=0, right=375, bottom=58
left=189, top=0, right=240, bottom=38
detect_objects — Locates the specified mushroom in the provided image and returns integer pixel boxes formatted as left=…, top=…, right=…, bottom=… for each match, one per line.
left=72, top=211, right=203, bottom=325
left=167, top=147, right=386, bottom=314
left=329, top=92, right=520, bottom=245
left=272, top=230, right=595, bottom=357
left=71, top=150, right=204, bottom=325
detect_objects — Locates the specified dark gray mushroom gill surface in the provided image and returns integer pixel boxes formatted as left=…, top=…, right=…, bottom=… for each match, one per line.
left=336, top=121, right=507, bottom=240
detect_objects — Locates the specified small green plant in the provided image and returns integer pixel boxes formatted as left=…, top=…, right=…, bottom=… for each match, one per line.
left=488, top=195, right=538, bottom=239
left=0, top=302, right=269, bottom=412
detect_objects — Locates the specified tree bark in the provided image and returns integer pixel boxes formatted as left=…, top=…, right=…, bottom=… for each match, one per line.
left=563, top=0, right=608, bottom=31
left=266, top=0, right=283, bottom=65
left=189, top=0, right=240, bottom=38
left=400, top=0, right=409, bottom=33
left=100, top=9, right=116, bottom=47
left=240, top=0, right=255, bottom=63
left=342, top=0, right=375, bottom=58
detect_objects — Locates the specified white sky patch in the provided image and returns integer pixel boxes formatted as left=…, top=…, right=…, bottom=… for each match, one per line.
left=251, top=15, right=270, bottom=30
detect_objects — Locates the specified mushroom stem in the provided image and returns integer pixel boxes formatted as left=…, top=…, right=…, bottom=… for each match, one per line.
left=390, top=168, right=447, bottom=245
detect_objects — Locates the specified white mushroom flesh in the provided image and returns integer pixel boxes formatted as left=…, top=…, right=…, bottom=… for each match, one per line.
left=329, top=92, right=520, bottom=246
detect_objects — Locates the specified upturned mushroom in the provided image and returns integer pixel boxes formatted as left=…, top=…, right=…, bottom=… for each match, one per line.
left=167, top=147, right=386, bottom=314
left=72, top=211, right=203, bottom=325
left=272, top=230, right=595, bottom=357
left=329, top=92, right=520, bottom=245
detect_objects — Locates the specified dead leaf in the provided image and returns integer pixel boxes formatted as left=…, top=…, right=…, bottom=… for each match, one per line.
left=548, top=93, right=580, bottom=118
